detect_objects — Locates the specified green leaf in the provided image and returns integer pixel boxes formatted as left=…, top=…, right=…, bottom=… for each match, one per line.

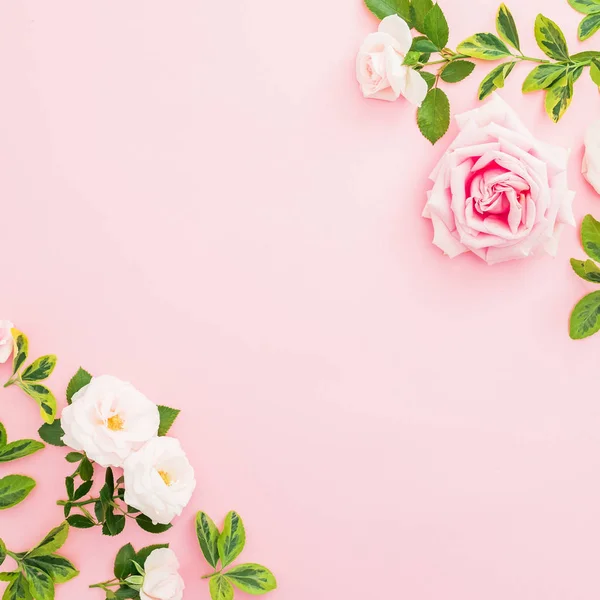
left=535, top=14, right=569, bottom=60
left=0, top=572, right=18, bottom=583
left=545, top=72, right=573, bottom=123
left=66, top=515, right=95, bottom=529
left=218, top=511, right=246, bottom=568
left=114, top=544, right=136, bottom=580
left=579, top=13, right=600, bottom=40
left=78, top=457, right=93, bottom=482
left=0, top=424, right=7, bottom=447
left=478, top=61, right=515, bottom=100
left=522, top=64, right=567, bottom=92
left=37, top=421, right=65, bottom=447
left=457, top=33, right=511, bottom=60
left=65, top=368, right=92, bottom=405
left=16, top=383, right=56, bottom=425
left=0, top=475, right=36, bottom=510
left=114, top=587, right=138, bottom=600
left=94, top=501, right=105, bottom=522
left=11, top=330, right=28, bottom=376
left=423, top=4, right=448, bottom=49
left=3, top=574, right=32, bottom=600
left=22, top=556, right=78, bottom=584
left=411, top=0, right=434, bottom=33
left=72, top=480, right=93, bottom=501
left=135, top=544, right=169, bottom=567
left=363, top=0, right=412, bottom=25
left=196, top=511, right=220, bottom=568
left=420, top=71, right=436, bottom=90
left=571, top=50, right=600, bottom=62
left=209, top=575, right=234, bottom=600
left=0, top=539, right=5, bottom=567
left=135, top=514, right=172, bottom=534
left=496, top=4, right=520, bottom=51
left=21, top=356, right=57, bottom=383
left=571, top=63, right=585, bottom=82
left=410, top=36, right=438, bottom=53
left=225, top=564, right=277, bottom=595
left=570, top=291, right=600, bottom=339
left=22, top=564, right=55, bottom=600
left=581, top=215, right=600, bottom=261
left=417, top=88, right=450, bottom=145
left=27, top=522, right=69, bottom=558
left=103, top=510, right=125, bottom=536
left=65, top=452, right=83, bottom=463
left=0, top=439, right=44, bottom=463
left=157, top=406, right=180, bottom=436
left=568, top=0, right=600, bottom=14
left=65, top=477, right=74, bottom=500
left=591, top=58, right=600, bottom=86
left=440, top=60, right=475, bottom=83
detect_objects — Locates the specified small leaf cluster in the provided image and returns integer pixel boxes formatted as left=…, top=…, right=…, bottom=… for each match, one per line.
left=3, top=330, right=57, bottom=424
left=568, top=0, right=600, bottom=41
left=39, top=367, right=179, bottom=536
left=570, top=215, right=600, bottom=339
left=0, top=522, right=78, bottom=600
left=196, top=510, right=277, bottom=600
left=0, top=423, right=44, bottom=510
left=89, top=541, right=168, bottom=599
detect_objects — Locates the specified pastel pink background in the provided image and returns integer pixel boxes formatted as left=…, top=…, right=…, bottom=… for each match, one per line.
left=1, top=0, right=600, bottom=598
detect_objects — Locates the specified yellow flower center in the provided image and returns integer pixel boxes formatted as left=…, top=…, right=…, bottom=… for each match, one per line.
left=106, top=414, right=125, bottom=431
left=158, top=470, right=173, bottom=486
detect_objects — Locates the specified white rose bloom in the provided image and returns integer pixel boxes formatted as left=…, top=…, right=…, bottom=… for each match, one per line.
left=124, top=436, right=196, bottom=525
left=583, top=120, right=600, bottom=195
left=0, top=321, right=14, bottom=364
left=140, top=548, right=185, bottom=600
left=61, top=375, right=160, bottom=467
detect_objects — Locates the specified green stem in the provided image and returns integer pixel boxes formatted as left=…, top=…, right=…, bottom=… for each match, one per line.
left=201, top=570, right=221, bottom=580
left=89, top=579, right=120, bottom=590
left=518, top=55, right=551, bottom=63
left=57, top=494, right=120, bottom=508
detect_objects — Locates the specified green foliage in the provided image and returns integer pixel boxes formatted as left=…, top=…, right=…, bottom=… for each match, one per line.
left=196, top=511, right=221, bottom=568
left=440, top=60, right=475, bottom=83
left=0, top=475, right=36, bottom=510
left=535, top=14, right=569, bottom=60
left=522, top=64, right=566, bottom=92
left=16, top=383, right=57, bottom=424
left=571, top=259, right=600, bottom=282
left=569, top=0, right=600, bottom=13
left=570, top=291, right=600, bottom=339
left=0, top=522, right=78, bottom=600
left=581, top=215, right=600, bottom=262
left=411, top=0, right=434, bottom=33
left=496, top=4, right=520, bottom=51
left=157, top=405, right=180, bottom=436
left=66, top=368, right=92, bottom=404
left=135, top=514, right=172, bottom=534
left=478, top=61, right=515, bottom=100
left=544, top=71, right=573, bottom=123
left=11, top=330, right=29, bottom=375
left=423, top=4, right=448, bottom=49
left=420, top=71, right=436, bottom=90
left=210, top=575, right=234, bottom=600
left=417, top=88, right=450, bottom=144
left=364, top=0, right=412, bottom=24
left=410, top=36, right=438, bottom=53
left=218, top=512, right=246, bottom=568
left=457, top=33, right=511, bottom=60
left=579, top=12, right=600, bottom=40
left=226, top=564, right=278, bottom=595
left=0, top=424, right=44, bottom=463
left=37, top=420, right=65, bottom=447
left=590, top=58, right=600, bottom=85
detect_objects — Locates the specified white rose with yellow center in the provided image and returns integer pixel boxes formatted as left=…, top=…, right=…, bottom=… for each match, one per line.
left=123, top=436, right=196, bottom=525
left=60, top=375, right=160, bottom=467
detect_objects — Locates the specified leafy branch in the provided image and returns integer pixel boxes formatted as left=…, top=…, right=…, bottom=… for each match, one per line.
left=196, top=510, right=277, bottom=599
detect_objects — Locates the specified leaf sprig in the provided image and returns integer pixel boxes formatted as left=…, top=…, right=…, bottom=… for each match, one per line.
left=3, top=330, right=58, bottom=424
left=570, top=215, right=600, bottom=339
left=196, top=510, right=277, bottom=599
left=0, top=522, right=79, bottom=600
left=363, top=1, right=600, bottom=143
left=40, top=367, right=180, bottom=536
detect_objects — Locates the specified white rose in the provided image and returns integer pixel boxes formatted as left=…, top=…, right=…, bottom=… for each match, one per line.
left=140, top=548, right=184, bottom=600
left=124, top=436, right=196, bottom=525
left=61, top=375, right=160, bottom=467
left=0, top=321, right=14, bottom=364
left=356, top=14, right=428, bottom=106
left=583, top=120, right=600, bottom=195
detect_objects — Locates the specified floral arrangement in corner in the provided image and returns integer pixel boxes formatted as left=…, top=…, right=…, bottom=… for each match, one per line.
left=358, top=0, right=600, bottom=143
left=0, top=326, right=278, bottom=600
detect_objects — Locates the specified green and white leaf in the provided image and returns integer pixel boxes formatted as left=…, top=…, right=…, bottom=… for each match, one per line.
left=225, top=564, right=277, bottom=595
left=581, top=214, right=600, bottom=261
left=571, top=50, right=600, bottom=61
left=441, top=60, right=475, bottom=83
left=21, top=356, right=57, bottom=383
left=478, top=62, right=515, bottom=100
left=570, top=291, right=600, bottom=339
left=579, top=12, right=600, bottom=40
left=22, top=564, right=55, bottom=600
left=3, top=574, right=32, bottom=600
left=23, top=555, right=78, bottom=584
left=545, top=72, right=573, bottom=123
left=417, top=88, right=450, bottom=144
left=522, top=64, right=567, bottom=92
left=568, top=0, right=600, bottom=14
left=0, top=539, right=6, bottom=567
left=65, top=368, right=92, bottom=404
left=411, top=0, right=434, bottom=33
left=0, top=475, right=36, bottom=510
left=591, top=58, right=600, bottom=86
left=209, top=575, right=234, bottom=600
left=0, top=423, right=6, bottom=447
left=37, top=420, right=65, bottom=447
left=496, top=4, right=520, bottom=51
left=535, top=14, right=569, bottom=60
left=423, top=4, right=448, bottom=49
left=0, top=439, right=44, bottom=463
left=27, top=522, right=70, bottom=558
left=16, top=383, right=56, bottom=424
left=218, top=511, right=246, bottom=568
left=364, top=0, right=412, bottom=25
left=157, top=406, right=180, bottom=436
left=196, top=511, right=220, bottom=568
left=457, top=33, right=511, bottom=60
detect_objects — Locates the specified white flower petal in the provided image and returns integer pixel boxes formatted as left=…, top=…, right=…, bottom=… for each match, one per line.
left=378, top=14, right=412, bottom=54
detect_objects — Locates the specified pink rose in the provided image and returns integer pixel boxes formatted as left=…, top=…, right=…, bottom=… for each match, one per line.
left=356, top=15, right=428, bottom=106
left=423, top=94, right=575, bottom=265
left=0, top=321, right=14, bottom=364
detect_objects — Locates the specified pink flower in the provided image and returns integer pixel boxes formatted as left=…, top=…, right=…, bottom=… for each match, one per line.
left=423, top=94, right=575, bottom=265
left=356, top=15, right=428, bottom=106
left=0, top=321, right=14, bottom=364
